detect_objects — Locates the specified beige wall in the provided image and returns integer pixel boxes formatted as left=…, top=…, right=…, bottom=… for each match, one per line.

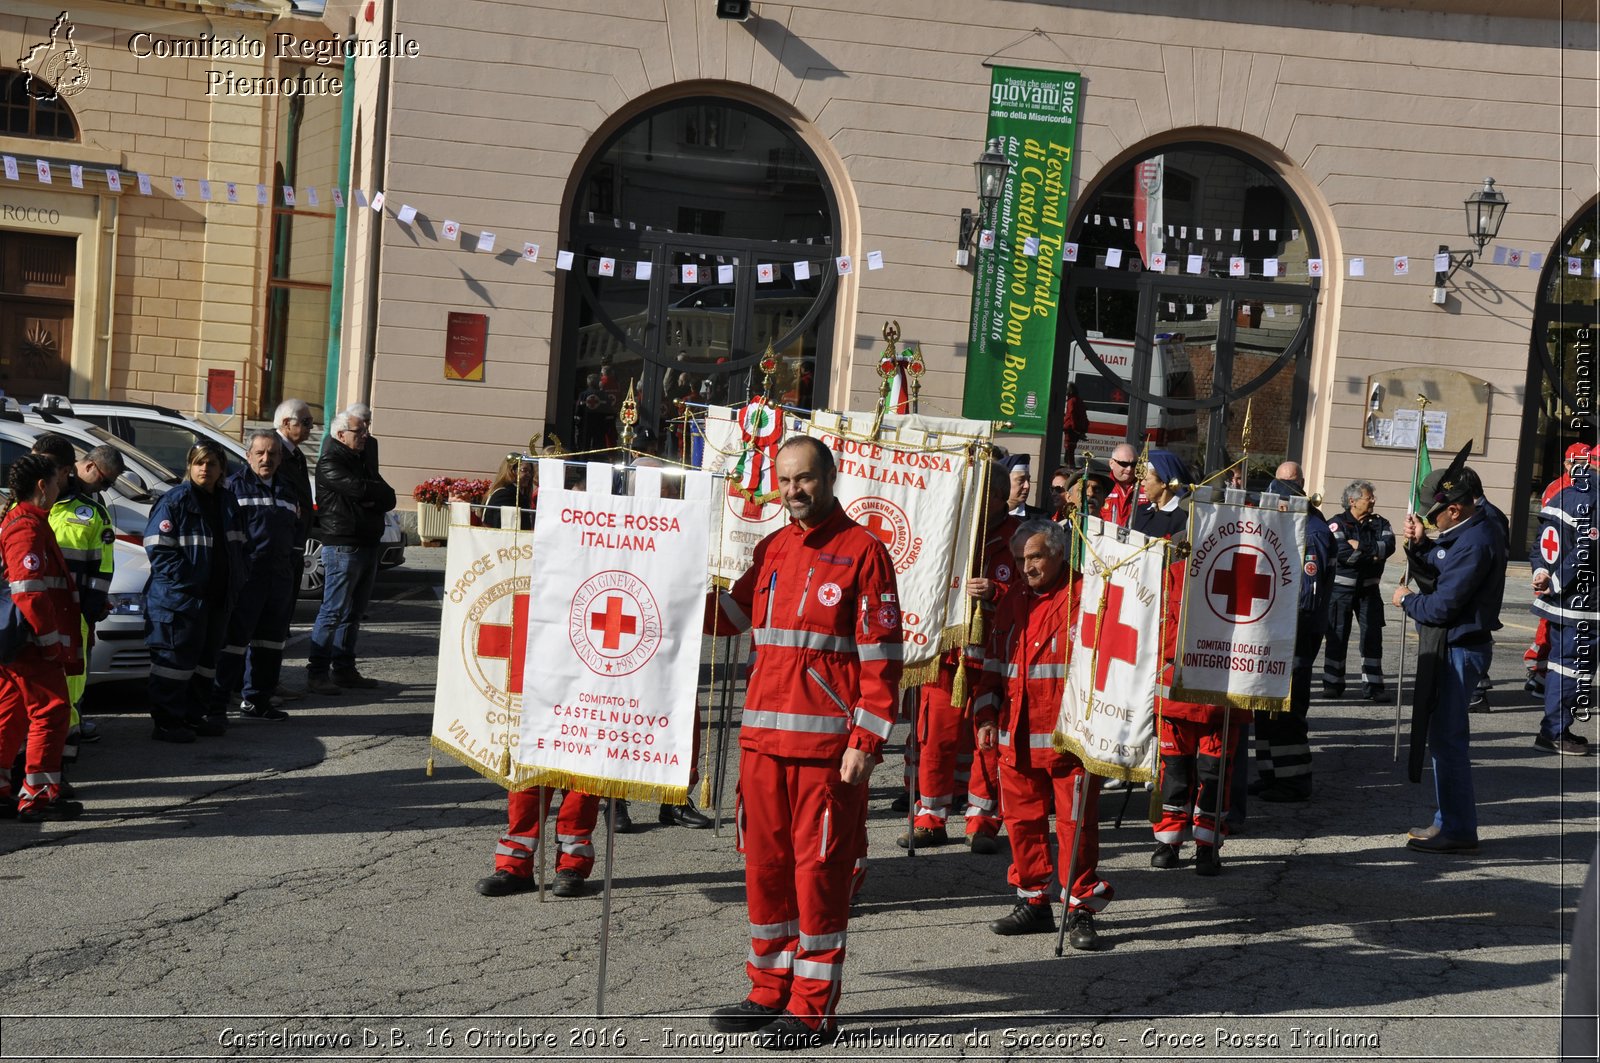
left=347, top=0, right=1596, bottom=514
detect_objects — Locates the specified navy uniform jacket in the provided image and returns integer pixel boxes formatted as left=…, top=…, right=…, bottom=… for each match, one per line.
left=1530, top=468, right=1594, bottom=631
left=1401, top=508, right=1506, bottom=645
left=142, top=481, right=247, bottom=622
left=1299, top=506, right=1336, bottom=636
left=1327, top=510, right=1395, bottom=589
left=225, top=467, right=301, bottom=580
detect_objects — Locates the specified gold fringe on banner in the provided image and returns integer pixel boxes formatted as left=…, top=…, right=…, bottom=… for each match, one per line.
left=1169, top=684, right=1291, bottom=714
left=900, top=656, right=943, bottom=689
left=1051, top=732, right=1156, bottom=785
left=429, top=735, right=693, bottom=804
left=429, top=734, right=529, bottom=791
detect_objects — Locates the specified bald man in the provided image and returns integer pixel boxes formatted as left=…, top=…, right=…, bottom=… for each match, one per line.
left=1099, top=443, right=1141, bottom=526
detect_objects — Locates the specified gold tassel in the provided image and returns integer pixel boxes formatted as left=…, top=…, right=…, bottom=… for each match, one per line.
left=950, top=657, right=968, bottom=706
left=426, top=754, right=434, bottom=777
left=498, top=747, right=512, bottom=778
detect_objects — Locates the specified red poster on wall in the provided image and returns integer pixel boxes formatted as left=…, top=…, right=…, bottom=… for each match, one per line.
left=445, top=312, right=488, bottom=381
left=205, top=369, right=236, bottom=414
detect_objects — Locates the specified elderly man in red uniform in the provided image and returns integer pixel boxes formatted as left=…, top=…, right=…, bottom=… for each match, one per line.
left=973, top=519, right=1111, bottom=951
left=707, top=436, right=903, bottom=1050
left=900, top=463, right=1016, bottom=852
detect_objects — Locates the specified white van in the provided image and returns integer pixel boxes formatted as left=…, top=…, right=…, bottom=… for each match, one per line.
left=1065, top=333, right=1198, bottom=463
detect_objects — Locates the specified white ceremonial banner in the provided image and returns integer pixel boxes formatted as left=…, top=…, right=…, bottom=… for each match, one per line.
left=697, top=404, right=788, bottom=586
left=807, top=410, right=989, bottom=682
left=1057, top=517, right=1165, bottom=783
left=1171, top=493, right=1305, bottom=712
left=429, top=505, right=537, bottom=787
left=515, top=460, right=712, bottom=803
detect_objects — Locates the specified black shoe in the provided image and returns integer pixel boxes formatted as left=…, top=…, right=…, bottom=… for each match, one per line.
left=1322, top=685, right=1344, bottom=699
left=475, top=869, right=538, bottom=897
left=1260, top=782, right=1312, bottom=803
left=187, top=717, right=227, bottom=737
left=755, top=1014, right=830, bottom=1050
left=1364, top=687, right=1388, bottom=702
left=77, top=720, right=101, bottom=743
left=151, top=724, right=196, bottom=744
left=307, top=674, right=343, bottom=696
left=601, top=800, right=633, bottom=833
left=1151, top=842, right=1180, bottom=869
left=1407, top=833, right=1479, bottom=855
left=240, top=700, right=289, bottom=722
left=989, top=900, right=1055, bottom=936
left=57, top=777, right=76, bottom=800
left=333, top=670, right=379, bottom=689
left=551, top=869, right=586, bottom=897
left=659, top=802, right=713, bottom=828
left=1065, top=909, right=1101, bottom=951
left=708, top=999, right=784, bottom=1034
left=969, top=832, right=999, bottom=854
left=889, top=792, right=909, bottom=813
left=1408, top=823, right=1441, bottom=842
left=17, top=799, right=83, bottom=823
left=1194, top=845, right=1221, bottom=877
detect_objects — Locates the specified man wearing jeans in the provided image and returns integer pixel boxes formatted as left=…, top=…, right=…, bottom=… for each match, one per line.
left=308, top=408, right=395, bottom=694
left=1392, top=464, right=1505, bottom=855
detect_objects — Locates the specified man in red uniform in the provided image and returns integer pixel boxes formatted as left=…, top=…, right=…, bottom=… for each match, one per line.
left=973, top=519, right=1110, bottom=950
left=1099, top=443, right=1141, bottom=526
left=900, top=463, right=1016, bottom=852
left=475, top=788, right=600, bottom=898
left=707, top=436, right=903, bottom=1050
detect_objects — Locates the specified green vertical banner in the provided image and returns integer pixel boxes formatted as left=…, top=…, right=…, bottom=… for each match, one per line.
left=962, top=66, right=1083, bottom=435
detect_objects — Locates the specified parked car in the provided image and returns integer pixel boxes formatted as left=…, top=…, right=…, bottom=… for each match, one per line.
left=0, top=414, right=164, bottom=538
left=90, top=539, right=152, bottom=685
left=32, top=396, right=406, bottom=592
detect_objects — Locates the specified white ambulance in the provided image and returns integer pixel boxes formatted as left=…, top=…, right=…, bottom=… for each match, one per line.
left=1066, top=333, right=1199, bottom=463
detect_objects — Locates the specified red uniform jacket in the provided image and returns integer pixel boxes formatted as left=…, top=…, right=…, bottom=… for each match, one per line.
left=2, top=502, right=82, bottom=673
left=949, top=513, right=1023, bottom=670
left=1154, top=558, right=1245, bottom=725
left=712, top=503, right=903, bottom=759
left=1100, top=481, right=1140, bottom=527
left=972, top=571, right=1076, bottom=768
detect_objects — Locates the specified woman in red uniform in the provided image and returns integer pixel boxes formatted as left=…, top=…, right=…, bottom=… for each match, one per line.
left=0, top=453, right=83, bottom=821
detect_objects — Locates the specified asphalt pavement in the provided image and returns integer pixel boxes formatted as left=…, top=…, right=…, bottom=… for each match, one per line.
left=1, top=547, right=1594, bottom=1062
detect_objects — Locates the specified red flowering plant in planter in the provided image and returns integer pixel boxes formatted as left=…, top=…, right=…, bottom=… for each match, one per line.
left=412, top=477, right=490, bottom=507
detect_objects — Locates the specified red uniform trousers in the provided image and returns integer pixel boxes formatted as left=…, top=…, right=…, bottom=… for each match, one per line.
left=737, top=749, right=864, bottom=1030
left=999, top=750, right=1111, bottom=911
left=911, top=662, right=1002, bottom=836
left=495, top=787, right=601, bottom=880
left=1154, top=715, right=1243, bottom=850
left=0, top=650, right=72, bottom=811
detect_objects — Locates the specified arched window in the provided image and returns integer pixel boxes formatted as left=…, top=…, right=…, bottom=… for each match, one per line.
left=557, top=96, right=838, bottom=456
left=1514, top=206, right=1598, bottom=552
left=1, top=69, right=79, bottom=141
left=1048, top=143, right=1320, bottom=484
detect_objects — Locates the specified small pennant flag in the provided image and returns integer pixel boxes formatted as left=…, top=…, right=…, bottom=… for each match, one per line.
left=283, top=185, right=297, bottom=206
left=137, top=173, right=153, bottom=195
left=635, top=262, right=651, bottom=280
left=198, top=179, right=212, bottom=202
left=598, top=256, right=615, bottom=276
left=793, top=260, right=811, bottom=281
left=682, top=264, right=699, bottom=284
left=226, top=182, right=239, bottom=203
left=1149, top=253, right=1166, bottom=271
left=172, top=176, right=186, bottom=198
left=371, top=191, right=386, bottom=213
left=757, top=263, right=775, bottom=283
left=257, top=183, right=270, bottom=206
left=305, top=187, right=319, bottom=207
left=1393, top=256, right=1409, bottom=276
left=1229, top=256, right=1247, bottom=277
left=396, top=204, right=417, bottom=225
left=2, top=156, right=17, bottom=181
left=441, top=219, right=460, bottom=241
left=69, top=164, right=83, bottom=189
left=1022, top=236, right=1040, bottom=257
left=835, top=255, right=853, bottom=275
left=475, top=231, right=495, bottom=253
left=1348, top=257, right=1365, bottom=277
left=556, top=250, right=574, bottom=270
left=36, top=160, right=51, bottom=184
left=1308, top=258, right=1323, bottom=277
left=717, top=263, right=735, bottom=284
left=978, top=230, right=995, bottom=249
left=1568, top=256, right=1583, bottom=276
left=331, top=187, right=345, bottom=209
left=1063, top=243, right=1079, bottom=263
left=1434, top=252, right=1451, bottom=273
left=866, top=250, right=884, bottom=270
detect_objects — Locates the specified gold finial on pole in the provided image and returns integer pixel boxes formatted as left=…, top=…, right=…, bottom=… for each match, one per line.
left=759, top=341, right=779, bottom=399
left=870, top=321, right=902, bottom=437
left=619, top=379, right=638, bottom=451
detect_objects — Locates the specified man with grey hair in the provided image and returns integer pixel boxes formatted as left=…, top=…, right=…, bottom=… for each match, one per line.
left=211, top=430, right=300, bottom=720
left=272, top=399, right=317, bottom=700
left=345, top=401, right=381, bottom=479
left=308, top=407, right=395, bottom=693
left=1323, top=479, right=1395, bottom=701
left=974, top=517, right=1111, bottom=950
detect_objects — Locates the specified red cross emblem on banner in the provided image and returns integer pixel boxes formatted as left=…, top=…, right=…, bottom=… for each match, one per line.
left=1540, top=526, right=1561, bottom=566
left=590, top=594, right=639, bottom=653
left=1208, top=547, right=1275, bottom=622
left=476, top=593, right=531, bottom=694
left=1080, top=582, right=1140, bottom=692
left=862, top=511, right=895, bottom=547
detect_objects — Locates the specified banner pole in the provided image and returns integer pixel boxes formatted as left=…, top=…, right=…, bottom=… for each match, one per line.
left=1393, top=616, right=1409, bottom=761
left=1394, top=399, right=1428, bottom=760
left=904, top=688, right=919, bottom=856
left=595, top=798, right=617, bottom=1017
left=1054, top=771, right=1087, bottom=957
left=711, top=634, right=738, bottom=834
left=537, top=787, right=549, bottom=903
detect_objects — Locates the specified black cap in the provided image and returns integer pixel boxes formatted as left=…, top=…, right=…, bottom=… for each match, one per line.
left=1420, top=466, right=1481, bottom=519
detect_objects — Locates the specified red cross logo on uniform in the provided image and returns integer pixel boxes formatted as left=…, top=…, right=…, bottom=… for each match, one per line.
left=1208, top=547, right=1275, bottom=622
left=1080, top=583, right=1140, bottom=692
left=1540, top=526, right=1561, bottom=566
left=590, top=595, right=638, bottom=651
left=476, top=593, right=531, bottom=694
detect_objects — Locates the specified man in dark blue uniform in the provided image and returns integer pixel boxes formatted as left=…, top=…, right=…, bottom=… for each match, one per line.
left=1323, top=480, right=1396, bottom=700
left=1393, top=463, right=1506, bottom=854
left=1529, top=452, right=1594, bottom=756
left=1252, top=462, right=1334, bottom=803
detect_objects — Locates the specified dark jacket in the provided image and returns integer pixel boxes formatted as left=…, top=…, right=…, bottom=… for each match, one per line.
left=275, top=430, right=316, bottom=547
left=1299, top=505, right=1335, bottom=635
left=226, top=467, right=301, bottom=579
left=315, top=436, right=396, bottom=546
left=1530, top=468, right=1594, bottom=630
left=1401, top=507, right=1506, bottom=646
left=1327, top=509, right=1395, bottom=588
left=142, top=481, right=247, bottom=621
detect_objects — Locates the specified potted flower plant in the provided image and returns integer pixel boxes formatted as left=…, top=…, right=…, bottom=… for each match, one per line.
left=413, top=477, right=489, bottom=542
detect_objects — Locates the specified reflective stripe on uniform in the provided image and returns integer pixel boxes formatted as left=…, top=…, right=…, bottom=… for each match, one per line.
left=746, top=947, right=795, bottom=970
left=858, top=642, right=902, bottom=662
left=249, top=639, right=287, bottom=650
left=792, top=958, right=841, bottom=982
left=1027, top=663, right=1066, bottom=679
left=742, top=710, right=849, bottom=734
left=719, top=591, right=751, bottom=632
left=9, top=580, right=46, bottom=593
left=800, top=930, right=847, bottom=951
left=852, top=707, right=892, bottom=739
left=143, top=535, right=177, bottom=549
left=150, top=664, right=194, bottom=681
left=756, top=628, right=854, bottom=654
left=751, top=918, right=799, bottom=939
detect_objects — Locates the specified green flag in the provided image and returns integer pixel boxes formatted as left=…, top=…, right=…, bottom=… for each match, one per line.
left=1409, top=432, right=1432, bottom=514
